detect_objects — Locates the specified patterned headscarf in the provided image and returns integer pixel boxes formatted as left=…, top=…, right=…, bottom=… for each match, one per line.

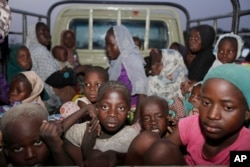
left=147, top=49, right=188, bottom=100
left=203, top=64, right=250, bottom=109
left=108, top=25, right=147, bottom=95
left=0, top=0, right=11, bottom=43
left=21, top=71, right=46, bottom=109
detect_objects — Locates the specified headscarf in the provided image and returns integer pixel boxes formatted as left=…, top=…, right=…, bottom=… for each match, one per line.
left=188, top=25, right=216, bottom=81
left=108, top=25, right=147, bottom=95
left=210, top=33, right=244, bottom=70
left=147, top=49, right=188, bottom=100
left=7, top=44, right=26, bottom=83
left=203, top=64, right=250, bottom=108
left=21, top=71, right=46, bottom=110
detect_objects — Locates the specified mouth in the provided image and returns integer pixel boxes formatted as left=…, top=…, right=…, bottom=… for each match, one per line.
left=150, top=128, right=160, bottom=134
left=106, top=122, right=118, bottom=128
left=203, top=123, right=221, bottom=134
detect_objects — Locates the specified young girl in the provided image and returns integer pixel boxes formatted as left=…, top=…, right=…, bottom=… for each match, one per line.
left=63, top=81, right=139, bottom=165
left=181, top=25, right=216, bottom=95
left=7, top=44, right=32, bottom=83
left=26, top=22, right=61, bottom=112
left=0, top=103, right=72, bottom=166
left=51, top=45, right=73, bottom=69
left=209, top=32, right=244, bottom=71
left=142, top=64, right=250, bottom=166
left=0, top=71, right=46, bottom=117
left=105, top=25, right=148, bottom=123
left=61, top=29, right=80, bottom=67
left=59, top=66, right=109, bottom=119
left=147, top=49, right=188, bottom=100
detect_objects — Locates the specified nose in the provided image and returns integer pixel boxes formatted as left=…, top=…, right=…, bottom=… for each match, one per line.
left=24, top=147, right=37, bottom=161
left=108, top=107, right=117, bottom=117
left=207, top=104, right=221, bottom=120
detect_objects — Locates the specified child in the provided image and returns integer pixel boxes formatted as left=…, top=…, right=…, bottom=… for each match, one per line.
left=105, top=25, right=148, bottom=123
left=61, top=29, right=80, bottom=67
left=133, top=36, right=142, bottom=49
left=169, top=42, right=187, bottom=58
left=59, top=66, right=109, bottom=119
left=0, top=71, right=46, bottom=117
left=7, top=44, right=32, bottom=83
left=147, top=49, right=188, bottom=100
left=63, top=81, right=139, bottom=165
left=142, top=64, right=250, bottom=166
left=52, top=45, right=73, bottom=69
left=0, top=103, right=72, bottom=166
left=209, top=32, right=244, bottom=71
left=187, top=82, right=202, bottom=115
left=139, top=95, right=169, bottom=138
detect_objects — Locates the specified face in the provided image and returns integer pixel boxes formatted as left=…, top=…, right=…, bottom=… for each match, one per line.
left=188, top=84, right=202, bottom=108
left=105, top=30, right=120, bottom=60
left=199, top=78, right=249, bottom=141
left=188, top=29, right=202, bottom=53
left=150, top=50, right=163, bottom=76
left=140, top=101, right=168, bottom=137
left=62, top=31, right=75, bottom=49
left=36, top=23, right=51, bottom=47
left=17, top=47, right=32, bottom=70
left=54, top=48, right=68, bottom=62
left=4, top=118, right=50, bottom=166
left=217, top=39, right=237, bottom=64
left=84, top=71, right=105, bottom=103
left=9, top=79, right=32, bottom=103
left=97, top=89, right=129, bottom=134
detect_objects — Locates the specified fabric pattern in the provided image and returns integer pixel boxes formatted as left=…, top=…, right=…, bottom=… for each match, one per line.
left=0, top=0, right=11, bottom=43
left=147, top=49, right=188, bottom=100
left=108, top=25, right=148, bottom=95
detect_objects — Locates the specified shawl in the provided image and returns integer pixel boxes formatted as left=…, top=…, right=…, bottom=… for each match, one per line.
left=108, top=25, right=147, bottom=95
left=187, top=25, right=216, bottom=81
left=21, top=71, right=46, bottom=110
left=209, top=32, right=244, bottom=71
left=0, top=0, right=11, bottom=43
left=147, top=49, right=188, bottom=100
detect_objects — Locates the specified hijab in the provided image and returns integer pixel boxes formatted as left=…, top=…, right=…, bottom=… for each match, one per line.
left=108, top=25, right=147, bottom=95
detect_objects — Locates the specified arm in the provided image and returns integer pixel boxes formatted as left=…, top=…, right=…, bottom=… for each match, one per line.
left=167, top=124, right=183, bottom=147
left=40, top=120, right=73, bottom=165
left=63, top=139, right=83, bottom=166
left=62, top=104, right=96, bottom=132
left=132, top=94, right=146, bottom=124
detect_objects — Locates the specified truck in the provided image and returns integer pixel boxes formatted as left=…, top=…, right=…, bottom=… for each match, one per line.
left=1, top=0, right=250, bottom=74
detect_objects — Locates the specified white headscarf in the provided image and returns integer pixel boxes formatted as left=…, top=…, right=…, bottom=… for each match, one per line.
left=108, top=25, right=147, bottom=95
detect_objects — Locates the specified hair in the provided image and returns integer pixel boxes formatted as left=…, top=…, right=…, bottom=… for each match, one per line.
left=36, top=22, right=46, bottom=31
left=97, top=81, right=131, bottom=107
left=218, top=36, right=238, bottom=49
left=84, top=66, right=109, bottom=82
left=140, top=95, right=169, bottom=115
left=11, top=73, right=32, bottom=94
left=52, top=45, right=67, bottom=57
left=0, top=103, right=48, bottom=135
left=133, top=36, right=142, bottom=48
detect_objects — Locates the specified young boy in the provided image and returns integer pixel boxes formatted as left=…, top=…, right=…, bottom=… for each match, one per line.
left=52, top=45, right=73, bottom=69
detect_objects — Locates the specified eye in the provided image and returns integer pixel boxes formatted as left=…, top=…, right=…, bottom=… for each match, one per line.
left=156, top=114, right=164, bottom=119
left=34, top=139, right=43, bottom=146
left=13, top=146, right=24, bottom=153
left=224, top=105, right=233, bottom=112
left=84, top=83, right=90, bottom=87
left=201, top=99, right=210, bottom=107
left=101, top=105, right=109, bottom=111
left=142, top=116, right=150, bottom=122
left=96, top=83, right=102, bottom=87
left=118, top=106, right=125, bottom=112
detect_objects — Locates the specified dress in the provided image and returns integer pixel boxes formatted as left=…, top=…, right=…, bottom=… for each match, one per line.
left=147, top=49, right=188, bottom=100
left=65, top=122, right=139, bottom=153
left=108, top=25, right=148, bottom=106
left=25, top=23, right=61, bottom=110
left=179, top=115, right=250, bottom=165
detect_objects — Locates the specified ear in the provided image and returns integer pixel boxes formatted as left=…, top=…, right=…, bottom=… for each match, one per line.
left=244, top=110, right=250, bottom=121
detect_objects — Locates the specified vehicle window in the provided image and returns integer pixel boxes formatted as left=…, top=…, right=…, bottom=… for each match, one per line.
left=69, top=19, right=168, bottom=50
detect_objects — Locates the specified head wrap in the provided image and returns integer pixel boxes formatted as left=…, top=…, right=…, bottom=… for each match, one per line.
left=147, top=49, right=188, bottom=100
left=0, top=0, right=11, bottom=43
left=213, top=32, right=244, bottom=60
left=108, top=25, right=147, bottom=95
left=21, top=71, right=46, bottom=109
left=203, top=64, right=250, bottom=108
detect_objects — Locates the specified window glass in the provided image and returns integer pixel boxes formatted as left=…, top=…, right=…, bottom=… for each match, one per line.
left=69, top=19, right=168, bottom=50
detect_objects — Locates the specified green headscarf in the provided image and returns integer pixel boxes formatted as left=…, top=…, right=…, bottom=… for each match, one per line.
left=203, top=64, right=250, bottom=108
left=7, top=44, right=26, bottom=83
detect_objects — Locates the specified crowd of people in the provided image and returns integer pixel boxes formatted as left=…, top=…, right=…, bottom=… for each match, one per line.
left=0, top=19, right=250, bottom=167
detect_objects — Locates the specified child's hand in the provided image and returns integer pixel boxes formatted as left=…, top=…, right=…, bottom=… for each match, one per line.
left=40, top=120, right=64, bottom=148
left=87, top=104, right=98, bottom=120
